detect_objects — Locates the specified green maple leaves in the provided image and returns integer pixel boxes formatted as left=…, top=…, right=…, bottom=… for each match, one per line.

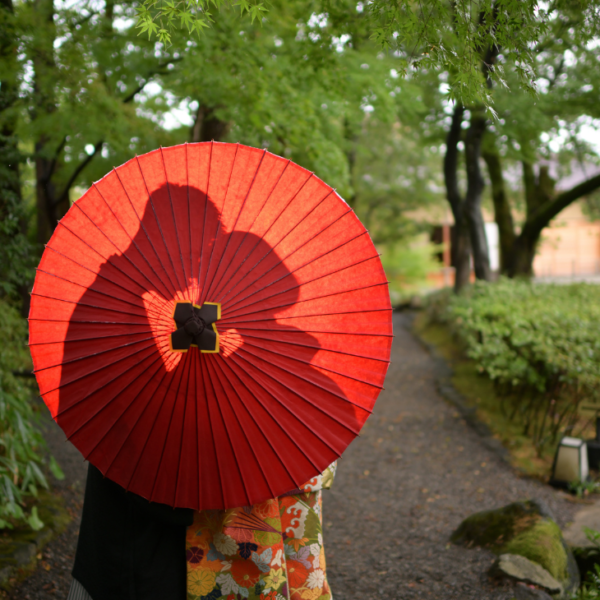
left=136, top=0, right=266, bottom=46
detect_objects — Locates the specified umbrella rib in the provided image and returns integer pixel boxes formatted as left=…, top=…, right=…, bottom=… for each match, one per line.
left=135, top=156, right=187, bottom=295
left=208, top=357, right=279, bottom=499
left=219, top=208, right=358, bottom=311
left=98, top=173, right=178, bottom=298
left=31, top=274, right=165, bottom=322
left=229, top=325, right=394, bottom=338
left=208, top=153, right=288, bottom=302
left=160, top=147, right=191, bottom=302
left=109, top=166, right=180, bottom=297
left=121, top=364, right=175, bottom=493
left=28, top=317, right=172, bottom=328
left=200, top=352, right=226, bottom=508
left=202, top=149, right=266, bottom=300
left=73, top=201, right=174, bottom=300
left=238, top=338, right=384, bottom=389
left=100, top=355, right=172, bottom=484
left=29, top=330, right=158, bottom=346
left=203, top=355, right=252, bottom=507
left=58, top=351, right=164, bottom=431
left=93, top=179, right=179, bottom=299
left=222, top=302, right=391, bottom=324
left=173, top=352, right=195, bottom=507
left=220, top=210, right=360, bottom=310
left=149, top=350, right=191, bottom=503
left=185, top=144, right=194, bottom=301
left=223, top=229, right=370, bottom=314
left=196, top=141, right=213, bottom=304
left=218, top=342, right=366, bottom=440
left=232, top=344, right=373, bottom=417
left=210, top=169, right=313, bottom=302
left=40, top=342, right=158, bottom=401
left=235, top=332, right=391, bottom=364
left=194, top=351, right=201, bottom=508
left=56, top=219, right=170, bottom=301
left=160, top=146, right=192, bottom=302
left=38, top=248, right=147, bottom=306
left=223, top=252, right=380, bottom=318
left=34, top=335, right=159, bottom=374
left=226, top=351, right=353, bottom=457
left=198, top=142, right=239, bottom=305
left=30, top=291, right=166, bottom=321
left=217, top=189, right=336, bottom=306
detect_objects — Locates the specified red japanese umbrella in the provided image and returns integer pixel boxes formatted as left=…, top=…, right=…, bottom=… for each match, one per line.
left=29, top=142, right=392, bottom=510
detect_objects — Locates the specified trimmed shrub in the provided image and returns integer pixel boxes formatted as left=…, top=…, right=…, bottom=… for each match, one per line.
left=428, top=279, right=600, bottom=453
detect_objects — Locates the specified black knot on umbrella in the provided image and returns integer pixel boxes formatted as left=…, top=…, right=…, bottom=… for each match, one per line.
left=171, top=301, right=221, bottom=353
left=184, top=314, right=205, bottom=336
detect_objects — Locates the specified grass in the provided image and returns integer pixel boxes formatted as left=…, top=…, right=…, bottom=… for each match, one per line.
left=413, top=311, right=575, bottom=480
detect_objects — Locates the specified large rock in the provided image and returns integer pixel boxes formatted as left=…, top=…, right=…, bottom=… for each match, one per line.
left=451, top=500, right=579, bottom=597
left=491, top=554, right=562, bottom=594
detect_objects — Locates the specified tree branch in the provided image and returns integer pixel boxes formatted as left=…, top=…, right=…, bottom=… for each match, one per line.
left=53, top=140, right=103, bottom=207
left=42, top=135, right=67, bottom=185
left=524, top=172, right=600, bottom=238
left=50, top=57, right=184, bottom=204
left=122, top=57, right=184, bottom=104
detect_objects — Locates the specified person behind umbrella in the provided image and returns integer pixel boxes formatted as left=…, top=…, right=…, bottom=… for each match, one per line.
left=65, top=186, right=343, bottom=600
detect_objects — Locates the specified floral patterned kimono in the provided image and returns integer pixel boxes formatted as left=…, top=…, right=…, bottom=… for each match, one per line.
left=186, top=463, right=337, bottom=600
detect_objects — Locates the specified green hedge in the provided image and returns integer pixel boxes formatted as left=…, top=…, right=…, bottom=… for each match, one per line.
left=0, top=299, right=62, bottom=530
left=427, top=279, right=600, bottom=452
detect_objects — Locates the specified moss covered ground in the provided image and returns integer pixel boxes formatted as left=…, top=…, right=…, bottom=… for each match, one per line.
left=0, top=490, right=71, bottom=591
left=413, top=312, right=562, bottom=479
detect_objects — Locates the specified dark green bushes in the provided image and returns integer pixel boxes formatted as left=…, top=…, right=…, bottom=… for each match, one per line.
left=427, top=279, right=600, bottom=454
left=0, top=299, right=61, bottom=530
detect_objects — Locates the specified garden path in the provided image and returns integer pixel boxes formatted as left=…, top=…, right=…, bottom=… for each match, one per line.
left=7, top=312, right=580, bottom=600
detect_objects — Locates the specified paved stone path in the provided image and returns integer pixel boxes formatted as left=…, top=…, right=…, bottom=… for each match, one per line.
left=7, top=312, right=581, bottom=599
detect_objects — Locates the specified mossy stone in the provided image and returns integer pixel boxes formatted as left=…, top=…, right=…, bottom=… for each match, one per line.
left=451, top=500, right=579, bottom=597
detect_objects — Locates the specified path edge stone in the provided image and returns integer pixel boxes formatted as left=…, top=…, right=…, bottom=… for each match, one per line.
left=406, top=310, right=512, bottom=465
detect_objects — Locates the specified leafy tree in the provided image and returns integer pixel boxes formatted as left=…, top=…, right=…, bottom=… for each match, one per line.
left=480, top=13, right=600, bottom=277
left=0, top=0, right=34, bottom=311
left=25, top=0, right=186, bottom=245
left=157, top=1, right=439, bottom=214
left=426, top=0, right=600, bottom=289
left=135, top=0, right=589, bottom=108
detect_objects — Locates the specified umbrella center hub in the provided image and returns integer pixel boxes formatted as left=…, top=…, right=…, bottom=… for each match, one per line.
left=184, top=314, right=205, bottom=336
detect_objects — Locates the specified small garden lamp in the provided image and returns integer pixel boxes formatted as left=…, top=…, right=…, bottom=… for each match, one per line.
left=550, top=437, right=589, bottom=488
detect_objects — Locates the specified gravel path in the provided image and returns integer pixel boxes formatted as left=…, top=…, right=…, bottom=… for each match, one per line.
left=323, top=312, right=578, bottom=599
left=7, top=311, right=579, bottom=599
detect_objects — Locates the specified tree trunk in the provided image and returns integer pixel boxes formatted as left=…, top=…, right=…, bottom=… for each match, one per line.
left=1, top=0, right=34, bottom=314
left=452, top=221, right=472, bottom=290
left=32, top=0, right=62, bottom=245
left=464, top=109, right=491, bottom=281
left=509, top=231, right=538, bottom=277
left=482, top=145, right=515, bottom=274
left=190, top=105, right=230, bottom=143
left=443, top=103, right=472, bottom=292
left=0, top=0, right=22, bottom=221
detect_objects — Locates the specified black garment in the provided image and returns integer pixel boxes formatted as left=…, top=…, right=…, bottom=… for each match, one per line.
left=72, top=464, right=194, bottom=600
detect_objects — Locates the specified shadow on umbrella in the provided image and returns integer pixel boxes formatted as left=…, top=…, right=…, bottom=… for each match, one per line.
left=51, top=182, right=355, bottom=510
